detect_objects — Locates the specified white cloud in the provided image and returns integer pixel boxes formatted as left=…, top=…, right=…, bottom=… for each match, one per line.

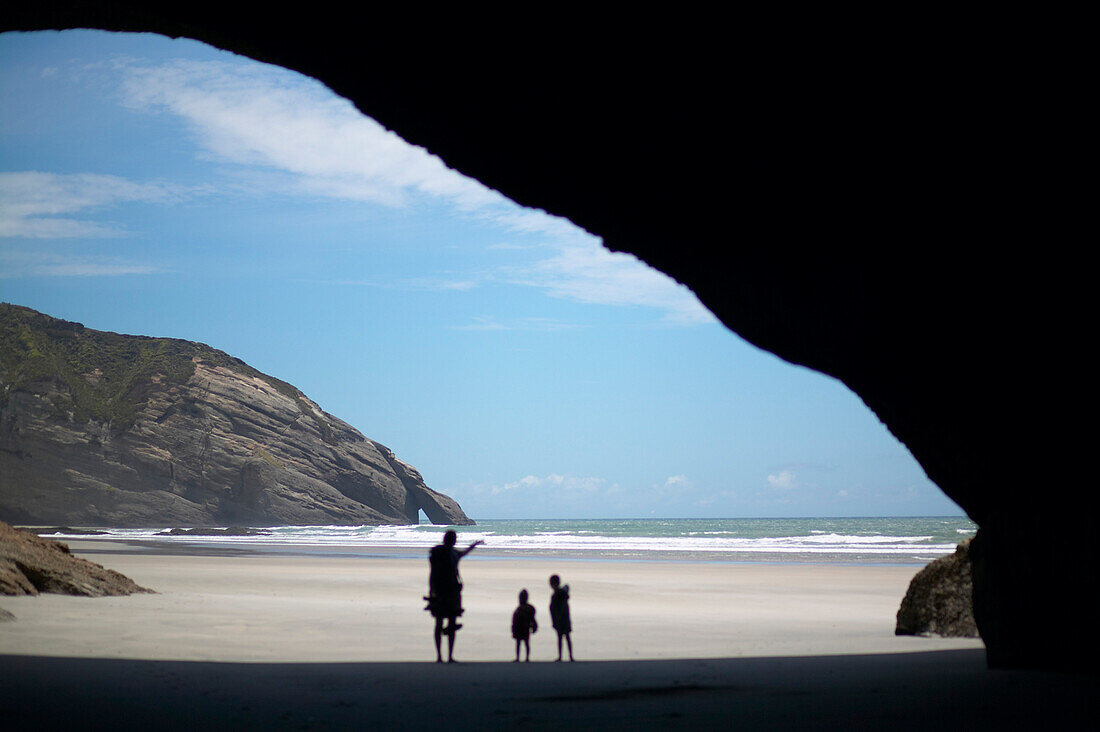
left=100, top=56, right=717, bottom=325
left=767, top=470, right=799, bottom=489
left=0, top=172, right=179, bottom=239
left=664, top=475, right=690, bottom=488
left=117, top=58, right=501, bottom=210
left=492, top=474, right=611, bottom=496
left=504, top=240, right=717, bottom=325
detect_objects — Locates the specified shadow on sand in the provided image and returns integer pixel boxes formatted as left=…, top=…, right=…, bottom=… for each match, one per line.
left=1, top=649, right=1094, bottom=730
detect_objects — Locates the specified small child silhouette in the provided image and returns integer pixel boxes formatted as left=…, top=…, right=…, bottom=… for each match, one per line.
left=549, top=574, right=574, bottom=662
left=511, top=589, right=537, bottom=662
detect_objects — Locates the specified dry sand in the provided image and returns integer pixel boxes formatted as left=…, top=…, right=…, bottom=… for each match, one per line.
left=1, top=541, right=1093, bottom=729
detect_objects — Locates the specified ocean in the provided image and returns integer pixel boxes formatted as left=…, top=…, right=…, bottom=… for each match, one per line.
left=48, top=516, right=976, bottom=565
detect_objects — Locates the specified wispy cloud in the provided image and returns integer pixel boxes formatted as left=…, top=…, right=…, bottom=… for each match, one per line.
left=301, top=275, right=483, bottom=292
left=452, top=315, right=582, bottom=332
left=0, top=250, right=167, bottom=278
left=450, top=471, right=722, bottom=518
left=112, top=57, right=599, bottom=242
left=450, top=473, right=630, bottom=518
left=116, top=57, right=502, bottom=210
left=503, top=241, right=717, bottom=325
left=98, top=56, right=715, bottom=325
left=493, top=474, right=611, bottom=495
left=0, top=172, right=180, bottom=239
left=487, top=242, right=536, bottom=251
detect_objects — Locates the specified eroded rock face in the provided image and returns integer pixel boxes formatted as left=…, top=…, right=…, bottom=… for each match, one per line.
left=0, top=305, right=472, bottom=527
left=896, top=539, right=978, bottom=638
left=0, top=520, right=152, bottom=596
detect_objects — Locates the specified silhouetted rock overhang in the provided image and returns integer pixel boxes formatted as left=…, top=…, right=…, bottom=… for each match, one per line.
left=2, top=5, right=1089, bottom=671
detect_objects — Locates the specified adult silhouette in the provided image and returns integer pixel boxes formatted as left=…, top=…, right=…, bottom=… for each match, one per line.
left=425, top=530, right=483, bottom=663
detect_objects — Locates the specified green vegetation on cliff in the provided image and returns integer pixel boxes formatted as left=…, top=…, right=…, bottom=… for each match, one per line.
left=0, top=303, right=318, bottom=436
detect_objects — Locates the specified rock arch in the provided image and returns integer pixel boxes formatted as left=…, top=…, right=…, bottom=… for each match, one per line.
left=3, top=5, right=1088, bottom=670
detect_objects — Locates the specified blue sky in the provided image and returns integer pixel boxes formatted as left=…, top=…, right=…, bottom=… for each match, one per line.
left=0, top=30, right=964, bottom=519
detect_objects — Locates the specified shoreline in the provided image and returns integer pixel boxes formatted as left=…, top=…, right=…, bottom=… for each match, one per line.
left=21, top=516, right=973, bottom=567
left=38, top=535, right=942, bottom=567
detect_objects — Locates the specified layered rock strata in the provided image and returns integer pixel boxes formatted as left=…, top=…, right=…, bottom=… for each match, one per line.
left=0, top=304, right=472, bottom=527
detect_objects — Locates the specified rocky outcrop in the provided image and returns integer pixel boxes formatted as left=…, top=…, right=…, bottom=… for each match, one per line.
left=896, top=540, right=978, bottom=638
left=155, top=526, right=271, bottom=536
left=34, top=527, right=109, bottom=536
left=0, top=520, right=152, bottom=596
left=0, top=304, right=473, bottom=527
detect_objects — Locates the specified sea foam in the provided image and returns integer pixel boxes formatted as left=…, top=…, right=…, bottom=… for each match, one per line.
left=45, top=516, right=975, bottom=563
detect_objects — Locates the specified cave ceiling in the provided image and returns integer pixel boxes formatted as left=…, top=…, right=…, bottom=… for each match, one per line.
left=2, top=6, right=1066, bottom=525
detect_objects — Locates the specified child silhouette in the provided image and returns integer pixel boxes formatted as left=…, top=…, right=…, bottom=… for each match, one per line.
left=511, top=588, right=537, bottom=662
left=549, top=574, right=574, bottom=662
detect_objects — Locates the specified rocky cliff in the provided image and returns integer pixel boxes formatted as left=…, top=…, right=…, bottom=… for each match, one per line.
left=0, top=304, right=472, bottom=527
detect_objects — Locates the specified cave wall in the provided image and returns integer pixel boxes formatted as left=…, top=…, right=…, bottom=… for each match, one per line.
left=3, top=4, right=1090, bottom=670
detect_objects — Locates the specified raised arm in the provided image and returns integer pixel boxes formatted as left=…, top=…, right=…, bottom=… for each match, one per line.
left=458, top=539, right=485, bottom=558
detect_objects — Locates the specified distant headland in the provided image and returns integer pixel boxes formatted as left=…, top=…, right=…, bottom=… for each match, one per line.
left=0, top=303, right=472, bottom=527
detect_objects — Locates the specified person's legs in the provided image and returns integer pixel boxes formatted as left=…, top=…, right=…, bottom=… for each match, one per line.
left=524, top=638, right=530, bottom=662
left=514, top=639, right=520, bottom=661
left=434, top=618, right=444, bottom=663
left=556, top=632, right=563, bottom=661
left=565, top=633, right=574, bottom=661
left=445, top=616, right=458, bottom=661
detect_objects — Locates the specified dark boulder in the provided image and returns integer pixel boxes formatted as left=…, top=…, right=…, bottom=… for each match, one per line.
left=156, top=526, right=272, bottom=536
left=33, top=527, right=110, bottom=536
left=896, top=539, right=978, bottom=638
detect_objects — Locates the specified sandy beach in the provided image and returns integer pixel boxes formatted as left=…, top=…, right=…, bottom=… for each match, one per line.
left=1, top=539, right=982, bottom=662
left=2, top=541, right=1094, bottom=729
